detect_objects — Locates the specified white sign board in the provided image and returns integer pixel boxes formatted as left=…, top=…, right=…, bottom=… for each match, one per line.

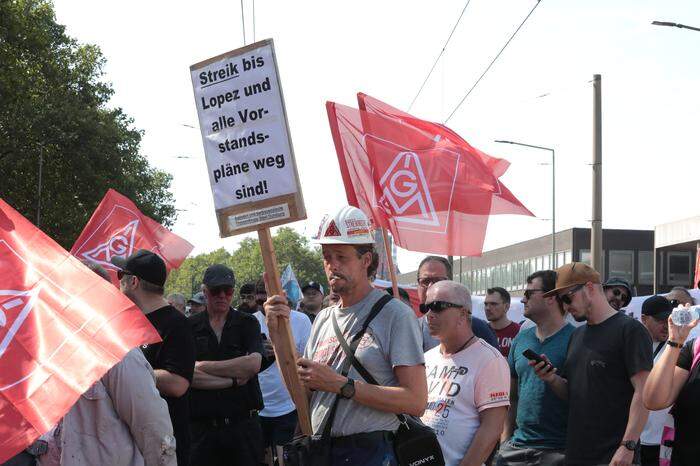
left=190, top=39, right=305, bottom=236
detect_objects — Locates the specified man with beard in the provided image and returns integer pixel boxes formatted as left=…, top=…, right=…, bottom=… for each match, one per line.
left=603, top=277, right=634, bottom=311
left=497, top=270, right=573, bottom=466
left=532, top=263, right=652, bottom=466
left=264, top=206, right=426, bottom=465
left=112, top=250, right=195, bottom=466
left=238, top=282, right=257, bottom=314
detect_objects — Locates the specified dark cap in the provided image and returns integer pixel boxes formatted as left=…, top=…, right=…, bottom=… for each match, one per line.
left=642, top=295, right=672, bottom=320
left=544, top=262, right=601, bottom=297
left=603, top=277, right=634, bottom=306
left=111, top=249, right=167, bottom=287
left=240, top=283, right=256, bottom=295
left=302, top=281, right=324, bottom=295
left=188, top=291, right=206, bottom=305
left=202, top=264, right=235, bottom=288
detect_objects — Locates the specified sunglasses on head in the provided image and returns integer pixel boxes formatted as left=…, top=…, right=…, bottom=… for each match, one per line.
left=418, top=277, right=447, bottom=288
left=611, top=288, right=629, bottom=302
left=557, top=284, right=585, bottom=305
left=523, top=289, right=544, bottom=299
left=209, top=286, right=234, bottom=296
left=423, top=300, right=464, bottom=313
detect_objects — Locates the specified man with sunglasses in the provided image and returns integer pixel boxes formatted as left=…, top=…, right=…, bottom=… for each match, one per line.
left=421, top=280, right=510, bottom=466
left=416, top=255, right=499, bottom=351
left=532, top=262, right=652, bottom=466
left=497, top=270, right=574, bottom=466
left=112, top=250, right=196, bottom=466
left=603, top=277, right=634, bottom=311
left=188, top=264, right=265, bottom=466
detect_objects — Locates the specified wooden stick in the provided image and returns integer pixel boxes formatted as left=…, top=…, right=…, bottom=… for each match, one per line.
left=257, top=228, right=312, bottom=435
left=381, top=228, right=399, bottom=298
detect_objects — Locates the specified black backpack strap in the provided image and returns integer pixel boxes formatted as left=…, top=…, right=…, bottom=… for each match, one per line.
left=318, top=294, right=393, bottom=438
left=331, top=294, right=408, bottom=424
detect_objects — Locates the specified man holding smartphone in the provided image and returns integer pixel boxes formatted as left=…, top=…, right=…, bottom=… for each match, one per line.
left=497, top=270, right=574, bottom=466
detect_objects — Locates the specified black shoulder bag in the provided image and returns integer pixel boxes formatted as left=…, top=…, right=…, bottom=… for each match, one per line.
left=331, top=298, right=445, bottom=466
left=283, top=295, right=392, bottom=466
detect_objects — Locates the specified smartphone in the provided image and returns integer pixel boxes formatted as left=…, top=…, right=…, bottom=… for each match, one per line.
left=522, top=349, right=550, bottom=368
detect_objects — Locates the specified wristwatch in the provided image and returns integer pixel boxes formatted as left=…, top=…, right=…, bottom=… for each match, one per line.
left=621, top=440, right=638, bottom=451
left=667, top=340, right=683, bottom=348
left=340, top=378, right=356, bottom=399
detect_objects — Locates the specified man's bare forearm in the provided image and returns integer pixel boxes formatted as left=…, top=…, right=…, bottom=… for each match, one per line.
left=153, top=369, right=190, bottom=398
left=197, top=354, right=262, bottom=380
left=191, top=368, right=234, bottom=390
left=461, top=407, right=508, bottom=466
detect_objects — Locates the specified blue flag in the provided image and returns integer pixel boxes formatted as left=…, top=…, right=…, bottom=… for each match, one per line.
left=281, top=264, right=302, bottom=307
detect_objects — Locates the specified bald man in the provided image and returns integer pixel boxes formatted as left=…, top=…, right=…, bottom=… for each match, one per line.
left=420, top=280, right=509, bottom=466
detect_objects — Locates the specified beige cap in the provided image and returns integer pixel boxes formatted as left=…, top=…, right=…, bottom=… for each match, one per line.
left=543, top=262, right=601, bottom=297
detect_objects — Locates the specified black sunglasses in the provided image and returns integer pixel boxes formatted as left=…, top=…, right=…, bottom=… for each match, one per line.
left=669, top=299, right=680, bottom=308
left=557, top=284, right=584, bottom=305
left=209, top=286, right=234, bottom=296
left=611, top=288, right=629, bottom=302
left=423, top=300, right=464, bottom=313
left=523, top=289, right=544, bottom=299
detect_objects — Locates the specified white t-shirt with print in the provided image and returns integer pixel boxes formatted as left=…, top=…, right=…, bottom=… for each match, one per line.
left=421, top=338, right=510, bottom=466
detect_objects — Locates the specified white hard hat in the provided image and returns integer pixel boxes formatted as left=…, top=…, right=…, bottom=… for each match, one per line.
left=313, top=206, right=374, bottom=245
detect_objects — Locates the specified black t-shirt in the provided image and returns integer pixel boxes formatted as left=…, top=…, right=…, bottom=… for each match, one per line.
left=142, top=305, right=196, bottom=466
left=189, top=307, right=264, bottom=419
left=672, top=338, right=700, bottom=465
left=561, top=312, right=653, bottom=465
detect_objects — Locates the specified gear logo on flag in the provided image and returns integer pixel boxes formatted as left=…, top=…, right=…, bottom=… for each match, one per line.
left=78, top=218, right=139, bottom=270
left=378, top=151, right=442, bottom=227
left=0, top=288, right=40, bottom=360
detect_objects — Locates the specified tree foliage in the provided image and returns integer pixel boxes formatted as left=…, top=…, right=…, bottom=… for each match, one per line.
left=166, top=228, right=327, bottom=299
left=0, top=0, right=175, bottom=248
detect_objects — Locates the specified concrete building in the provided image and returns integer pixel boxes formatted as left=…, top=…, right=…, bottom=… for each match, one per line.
left=399, top=227, right=656, bottom=297
left=655, top=216, right=700, bottom=292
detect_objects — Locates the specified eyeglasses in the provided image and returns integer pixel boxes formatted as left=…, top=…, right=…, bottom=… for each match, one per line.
left=423, top=300, right=464, bottom=313
left=523, top=289, right=544, bottom=299
left=117, top=270, right=133, bottom=280
left=417, top=277, right=448, bottom=288
left=611, top=288, right=629, bottom=303
left=209, top=286, right=234, bottom=296
left=557, top=284, right=584, bottom=305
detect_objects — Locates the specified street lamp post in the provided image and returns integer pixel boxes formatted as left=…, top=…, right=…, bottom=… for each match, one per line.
left=495, top=140, right=556, bottom=267
left=652, top=21, right=700, bottom=32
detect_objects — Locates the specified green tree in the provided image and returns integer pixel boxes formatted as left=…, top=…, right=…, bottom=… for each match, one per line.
left=0, top=0, right=175, bottom=248
left=165, top=228, right=327, bottom=298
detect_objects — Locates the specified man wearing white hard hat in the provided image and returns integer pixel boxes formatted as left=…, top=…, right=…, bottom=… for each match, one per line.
left=265, top=206, right=426, bottom=465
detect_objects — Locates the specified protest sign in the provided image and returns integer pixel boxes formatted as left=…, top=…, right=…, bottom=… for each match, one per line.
left=190, top=39, right=306, bottom=237
left=190, top=40, right=310, bottom=434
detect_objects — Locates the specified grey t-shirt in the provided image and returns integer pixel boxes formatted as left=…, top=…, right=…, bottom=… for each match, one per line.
left=304, top=288, right=424, bottom=436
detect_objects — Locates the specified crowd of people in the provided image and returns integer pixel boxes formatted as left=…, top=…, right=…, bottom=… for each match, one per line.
left=5, top=204, right=700, bottom=466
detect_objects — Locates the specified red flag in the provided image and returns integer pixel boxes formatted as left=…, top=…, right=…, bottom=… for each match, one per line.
left=71, top=189, right=193, bottom=285
left=326, top=95, right=533, bottom=256
left=0, top=198, right=161, bottom=463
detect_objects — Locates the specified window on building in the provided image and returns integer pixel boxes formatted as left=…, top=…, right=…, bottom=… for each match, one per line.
left=667, top=252, right=691, bottom=287
left=557, top=252, right=565, bottom=268
left=609, top=250, right=634, bottom=283
left=565, top=250, right=572, bottom=264
left=543, top=255, right=550, bottom=270
left=638, top=251, right=653, bottom=285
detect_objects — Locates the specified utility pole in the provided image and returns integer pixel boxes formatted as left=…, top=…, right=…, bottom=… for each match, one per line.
left=591, top=74, right=603, bottom=273
left=448, top=256, right=454, bottom=280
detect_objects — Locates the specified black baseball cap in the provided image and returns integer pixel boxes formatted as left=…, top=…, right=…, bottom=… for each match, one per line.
left=642, top=295, right=673, bottom=320
left=603, top=277, right=634, bottom=306
left=302, top=281, right=324, bottom=294
left=111, top=249, right=167, bottom=287
left=188, top=291, right=206, bottom=305
left=202, top=264, right=235, bottom=288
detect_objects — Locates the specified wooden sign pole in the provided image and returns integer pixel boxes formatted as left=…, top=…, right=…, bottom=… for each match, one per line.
left=258, top=228, right=313, bottom=435
left=381, top=228, right=400, bottom=298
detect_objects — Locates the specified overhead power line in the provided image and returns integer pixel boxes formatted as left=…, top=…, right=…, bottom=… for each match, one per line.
left=407, top=0, right=473, bottom=112
left=444, top=0, right=543, bottom=123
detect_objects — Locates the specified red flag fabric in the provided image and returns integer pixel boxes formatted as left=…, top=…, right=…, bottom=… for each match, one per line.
left=326, top=94, right=533, bottom=256
left=71, top=189, right=193, bottom=285
left=0, top=198, right=161, bottom=463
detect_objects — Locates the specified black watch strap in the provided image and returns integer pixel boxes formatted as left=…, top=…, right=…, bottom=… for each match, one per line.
left=340, top=378, right=355, bottom=399
left=667, top=340, right=683, bottom=348
left=621, top=440, right=638, bottom=451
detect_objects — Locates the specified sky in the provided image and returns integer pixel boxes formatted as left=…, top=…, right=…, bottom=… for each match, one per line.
left=53, top=0, right=700, bottom=274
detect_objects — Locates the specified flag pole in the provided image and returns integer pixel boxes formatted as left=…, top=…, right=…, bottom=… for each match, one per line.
left=381, top=228, right=400, bottom=298
left=258, top=228, right=312, bottom=435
